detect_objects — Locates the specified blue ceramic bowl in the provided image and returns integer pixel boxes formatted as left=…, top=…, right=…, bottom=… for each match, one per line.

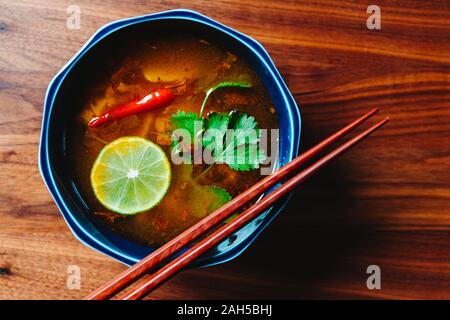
left=39, top=9, right=301, bottom=267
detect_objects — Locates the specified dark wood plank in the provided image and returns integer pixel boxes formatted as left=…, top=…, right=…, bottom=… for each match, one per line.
left=0, top=0, right=449, bottom=299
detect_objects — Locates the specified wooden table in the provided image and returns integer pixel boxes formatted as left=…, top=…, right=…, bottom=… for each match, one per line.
left=1, top=0, right=449, bottom=300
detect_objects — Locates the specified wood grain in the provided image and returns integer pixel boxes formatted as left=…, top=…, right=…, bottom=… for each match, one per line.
left=0, top=0, right=449, bottom=299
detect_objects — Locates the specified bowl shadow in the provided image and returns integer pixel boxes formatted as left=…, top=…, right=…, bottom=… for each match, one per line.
left=207, top=117, right=376, bottom=299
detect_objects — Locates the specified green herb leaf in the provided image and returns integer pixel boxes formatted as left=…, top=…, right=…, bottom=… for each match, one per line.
left=199, top=81, right=252, bottom=115
left=216, top=143, right=266, bottom=171
left=202, top=112, right=230, bottom=151
left=170, top=111, right=204, bottom=139
left=171, top=110, right=266, bottom=171
left=170, top=111, right=204, bottom=151
left=228, top=111, right=260, bottom=145
left=206, top=186, right=232, bottom=212
left=175, top=164, right=232, bottom=218
left=212, top=111, right=266, bottom=171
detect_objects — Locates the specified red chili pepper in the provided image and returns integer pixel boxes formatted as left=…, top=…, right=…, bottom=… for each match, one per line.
left=88, top=88, right=175, bottom=127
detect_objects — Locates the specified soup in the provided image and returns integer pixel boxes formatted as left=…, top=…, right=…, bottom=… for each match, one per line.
left=68, top=36, right=278, bottom=247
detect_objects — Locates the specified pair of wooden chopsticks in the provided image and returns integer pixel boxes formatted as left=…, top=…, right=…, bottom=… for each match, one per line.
left=85, top=108, right=388, bottom=300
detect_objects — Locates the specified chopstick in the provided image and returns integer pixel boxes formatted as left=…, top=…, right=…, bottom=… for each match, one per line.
left=122, top=116, right=389, bottom=300
left=85, top=108, right=382, bottom=300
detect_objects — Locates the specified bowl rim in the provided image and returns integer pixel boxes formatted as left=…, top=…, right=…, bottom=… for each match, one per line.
left=39, top=9, right=301, bottom=267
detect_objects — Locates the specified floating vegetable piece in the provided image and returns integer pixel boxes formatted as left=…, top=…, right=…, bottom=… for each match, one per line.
left=185, top=184, right=233, bottom=219
left=206, top=186, right=232, bottom=212
left=88, top=88, right=175, bottom=127
left=172, top=164, right=232, bottom=219
left=90, top=137, right=171, bottom=215
left=199, top=81, right=252, bottom=115
left=184, top=184, right=233, bottom=219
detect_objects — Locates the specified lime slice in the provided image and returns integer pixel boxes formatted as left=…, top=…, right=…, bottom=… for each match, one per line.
left=90, top=137, right=171, bottom=215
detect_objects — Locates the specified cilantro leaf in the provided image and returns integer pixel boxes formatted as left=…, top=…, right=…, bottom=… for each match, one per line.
left=199, top=81, right=252, bottom=115
left=212, top=111, right=266, bottom=171
left=171, top=105, right=266, bottom=171
left=202, top=112, right=230, bottom=151
left=228, top=111, right=260, bottom=145
left=216, top=141, right=266, bottom=171
left=170, top=111, right=204, bottom=152
left=170, top=111, right=204, bottom=139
